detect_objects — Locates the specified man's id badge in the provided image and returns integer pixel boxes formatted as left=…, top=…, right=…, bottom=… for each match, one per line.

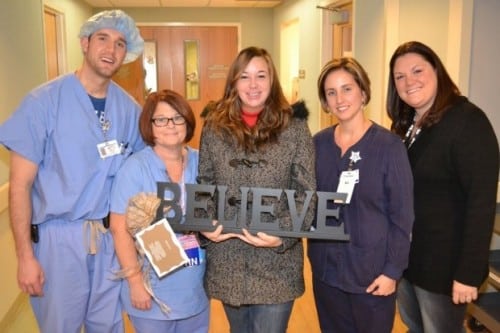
left=97, top=140, right=121, bottom=159
left=336, top=169, right=359, bottom=204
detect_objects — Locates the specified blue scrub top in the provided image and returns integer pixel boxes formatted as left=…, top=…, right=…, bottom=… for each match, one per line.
left=110, top=145, right=208, bottom=320
left=0, top=74, right=144, bottom=224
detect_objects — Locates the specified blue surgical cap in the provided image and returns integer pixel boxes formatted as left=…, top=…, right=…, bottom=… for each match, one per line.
left=79, top=10, right=144, bottom=64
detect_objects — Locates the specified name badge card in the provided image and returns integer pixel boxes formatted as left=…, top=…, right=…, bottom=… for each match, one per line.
left=135, top=218, right=189, bottom=278
left=97, top=139, right=121, bottom=159
left=336, top=169, right=359, bottom=204
left=178, top=234, right=204, bottom=267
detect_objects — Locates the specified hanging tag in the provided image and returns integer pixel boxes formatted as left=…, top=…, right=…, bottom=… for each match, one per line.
left=97, top=139, right=121, bottom=159
left=178, top=234, right=204, bottom=267
left=135, top=218, right=189, bottom=277
left=336, top=169, right=359, bottom=204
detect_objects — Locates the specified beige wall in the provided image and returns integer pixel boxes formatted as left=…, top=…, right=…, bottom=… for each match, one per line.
left=273, top=0, right=475, bottom=132
left=0, top=0, right=45, bottom=320
left=351, top=0, right=387, bottom=127
left=0, top=185, right=14, bottom=321
left=0, top=1, right=44, bottom=184
left=273, top=0, right=324, bottom=134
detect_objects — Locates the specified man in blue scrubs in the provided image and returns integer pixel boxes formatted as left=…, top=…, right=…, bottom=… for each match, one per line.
left=0, top=10, right=144, bottom=333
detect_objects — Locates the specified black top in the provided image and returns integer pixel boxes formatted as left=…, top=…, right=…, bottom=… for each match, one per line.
left=404, top=96, right=499, bottom=294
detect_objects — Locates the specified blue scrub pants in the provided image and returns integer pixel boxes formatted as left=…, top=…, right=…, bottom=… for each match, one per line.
left=31, top=220, right=123, bottom=333
left=397, top=278, right=467, bottom=333
left=222, top=301, right=294, bottom=333
left=313, top=276, right=396, bottom=333
left=129, top=306, right=209, bottom=333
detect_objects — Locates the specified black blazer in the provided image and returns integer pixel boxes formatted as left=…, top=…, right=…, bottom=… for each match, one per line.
left=404, top=96, right=499, bottom=294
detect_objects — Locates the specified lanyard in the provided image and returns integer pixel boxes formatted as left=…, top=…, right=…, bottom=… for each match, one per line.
left=404, top=123, right=421, bottom=148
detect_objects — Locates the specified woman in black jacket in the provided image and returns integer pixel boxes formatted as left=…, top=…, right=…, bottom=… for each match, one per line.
left=387, top=40, right=499, bottom=333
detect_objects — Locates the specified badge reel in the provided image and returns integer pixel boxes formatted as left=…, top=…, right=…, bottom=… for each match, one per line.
left=95, top=115, right=120, bottom=159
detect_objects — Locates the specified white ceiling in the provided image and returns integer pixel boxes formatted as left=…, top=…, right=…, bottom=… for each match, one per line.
left=82, top=0, right=283, bottom=8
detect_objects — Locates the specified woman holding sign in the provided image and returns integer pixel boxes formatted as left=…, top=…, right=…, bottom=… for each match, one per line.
left=307, top=58, right=414, bottom=333
left=198, top=46, right=316, bottom=333
left=109, top=90, right=209, bottom=333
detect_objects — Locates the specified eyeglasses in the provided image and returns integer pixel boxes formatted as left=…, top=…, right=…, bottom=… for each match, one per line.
left=151, top=115, right=186, bottom=127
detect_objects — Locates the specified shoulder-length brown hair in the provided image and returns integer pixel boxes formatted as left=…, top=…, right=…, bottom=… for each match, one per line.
left=317, top=57, right=371, bottom=112
left=140, top=89, right=196, bottom=146
left=203, top=46, right=292, bottom=152
left=386, top=41, right=461, bottom=137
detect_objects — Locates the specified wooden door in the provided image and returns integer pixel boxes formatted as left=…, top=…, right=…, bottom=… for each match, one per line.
left=44, top=7, right=64, bottom=80
left=114, top=57, right=147, bottom=106
left=114, top=26, right=239, bottom=149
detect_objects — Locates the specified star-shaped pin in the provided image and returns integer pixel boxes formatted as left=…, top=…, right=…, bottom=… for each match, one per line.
left=349, top=151, right=362, bottom=164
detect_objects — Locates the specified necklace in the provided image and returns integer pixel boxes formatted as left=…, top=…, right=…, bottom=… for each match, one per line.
left=165, top=154, right=185, bottom=183
left=164, top=156, right=184, bottom=163
left=163, top=153, right=187, bottom=216
left=404, top=122, right=421, bottom=148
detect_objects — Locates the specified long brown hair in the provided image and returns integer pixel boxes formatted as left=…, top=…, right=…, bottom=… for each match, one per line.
left=203, top=46, right=292, bottom=152
left=386, top=41, right=461, bottom=137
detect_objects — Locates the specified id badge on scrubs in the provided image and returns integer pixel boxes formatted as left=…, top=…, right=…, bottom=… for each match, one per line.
left=336, top=169, right=359, bottom=204
left=97, top=139, right=121, bottom=159
left=178, top=234, right=204, bottom=267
